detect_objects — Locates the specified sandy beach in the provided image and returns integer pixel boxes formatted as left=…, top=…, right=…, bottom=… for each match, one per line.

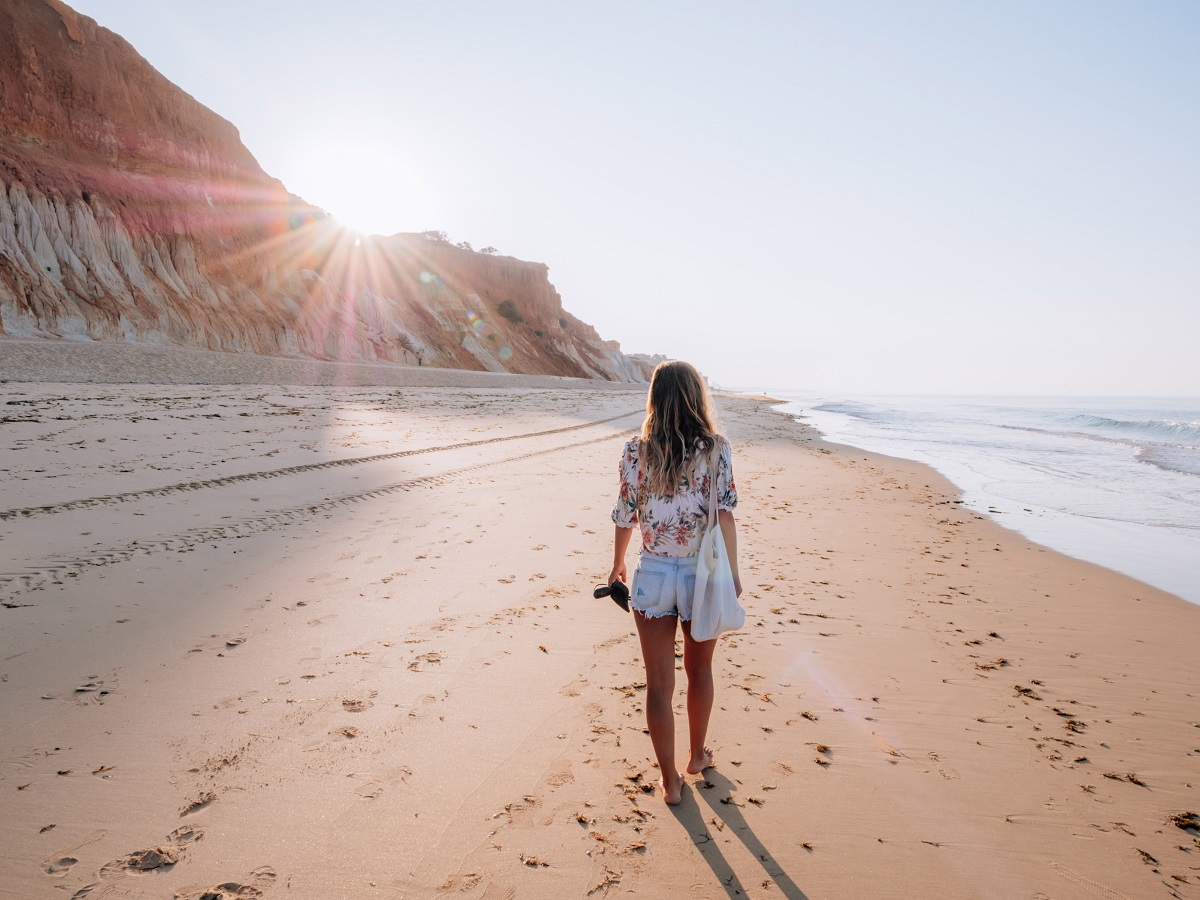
left=1, top=344, right=1198, bottom=900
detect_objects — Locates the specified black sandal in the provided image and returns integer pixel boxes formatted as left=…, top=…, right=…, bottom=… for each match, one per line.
left=593, top=580, right=630, bottom=612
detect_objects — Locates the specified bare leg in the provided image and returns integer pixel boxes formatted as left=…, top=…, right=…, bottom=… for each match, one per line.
left=633, top=610, right=683, bottom=804
left=681, top=619, right=717, bottom=775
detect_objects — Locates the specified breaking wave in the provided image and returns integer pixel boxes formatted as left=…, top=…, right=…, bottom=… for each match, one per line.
left=1063, top=415, right=1200, bottom=444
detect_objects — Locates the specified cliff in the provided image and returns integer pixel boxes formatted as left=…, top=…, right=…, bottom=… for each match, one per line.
left=0, top=0, right=653, bottom=382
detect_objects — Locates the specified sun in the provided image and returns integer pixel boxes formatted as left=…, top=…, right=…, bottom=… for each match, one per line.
left=283, top=136, right=431, bottom=237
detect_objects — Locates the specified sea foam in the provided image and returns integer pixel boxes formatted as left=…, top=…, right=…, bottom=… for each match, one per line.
left=761, top=393, right=1200, bottom=605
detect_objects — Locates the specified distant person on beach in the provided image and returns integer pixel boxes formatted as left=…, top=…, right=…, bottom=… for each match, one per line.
left=609, top=360, right=741, bottom=805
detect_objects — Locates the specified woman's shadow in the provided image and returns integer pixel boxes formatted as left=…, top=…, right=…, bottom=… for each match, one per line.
left=668, top=768, right=808, bottom=899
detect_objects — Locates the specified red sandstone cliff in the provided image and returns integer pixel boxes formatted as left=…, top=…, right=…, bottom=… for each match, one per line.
left=0, top=0, right=651, bottom=381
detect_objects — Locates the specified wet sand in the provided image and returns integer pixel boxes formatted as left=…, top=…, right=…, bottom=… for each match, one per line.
left=1, top=343, right=1197, bottom=899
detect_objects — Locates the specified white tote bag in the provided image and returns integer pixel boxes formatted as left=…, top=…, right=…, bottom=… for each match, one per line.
left=690, top=444, right=745, bottom=642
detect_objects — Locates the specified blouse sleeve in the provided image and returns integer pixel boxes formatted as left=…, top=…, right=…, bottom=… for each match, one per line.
left=716, top=437, right=737, bottom=511
left=611, top=439, right=639, bottom=528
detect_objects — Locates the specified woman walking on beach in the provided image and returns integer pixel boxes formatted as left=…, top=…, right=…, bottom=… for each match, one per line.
left=609, top=360, right=741, bottom=805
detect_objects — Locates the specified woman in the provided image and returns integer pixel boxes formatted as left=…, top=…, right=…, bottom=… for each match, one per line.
left=609, top=360, right=741, bottom=805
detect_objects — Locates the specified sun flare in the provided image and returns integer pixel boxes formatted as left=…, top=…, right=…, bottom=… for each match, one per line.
left=288, top=137, right=431, bottom=237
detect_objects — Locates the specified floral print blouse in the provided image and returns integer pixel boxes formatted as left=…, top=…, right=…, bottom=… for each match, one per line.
left=611, top=436, right=738, bottom=558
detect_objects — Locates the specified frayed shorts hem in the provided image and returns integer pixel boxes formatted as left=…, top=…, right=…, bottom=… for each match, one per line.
left=632, top=605, right=690, bottom=622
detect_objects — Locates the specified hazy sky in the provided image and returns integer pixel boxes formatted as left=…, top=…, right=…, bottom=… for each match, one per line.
left=67, top=0, right=1199, bottom=395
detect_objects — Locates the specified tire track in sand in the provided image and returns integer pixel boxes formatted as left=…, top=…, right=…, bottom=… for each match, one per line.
left=0, top=430, right=625, bottom=603
left=0, top=410, right=639, bottom=521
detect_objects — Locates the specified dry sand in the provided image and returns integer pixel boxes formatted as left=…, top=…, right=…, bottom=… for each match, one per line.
left=1, top=343, right=1198, bottom=899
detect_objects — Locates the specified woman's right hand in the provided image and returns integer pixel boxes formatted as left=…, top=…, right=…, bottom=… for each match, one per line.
left=610, top=524, right=633, bottom=588
left=608, top=562, right=627, bottom=587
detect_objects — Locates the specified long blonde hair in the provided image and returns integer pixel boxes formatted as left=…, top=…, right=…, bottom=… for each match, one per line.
left=640, top=360, right=718, bottom=495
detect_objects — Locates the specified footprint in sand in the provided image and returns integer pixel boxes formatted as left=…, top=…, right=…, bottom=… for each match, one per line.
left=45, top=855, right=78, bottom=876
left=342, top=699, right=373, bottom=713
left=544, top=761, right=575, bottom=789
left=214, top=691, right=257, bottom=710
left=168, top=826, right=204, bottom=847
left=174, top=866, right=276, bottom=900
left=98, top=845, right=180, bottom=877
left=73, top=677, right=113, bottom=703
left=180, top=791, right=217, bottom=816
left=69, top=885, right=126, bottom=899
left=44, top=830, right=105, bottom=879
left=560, top=677, right=587, bottom=698
left=355, top=782, right=384, bottom=800
left=877, top=739, right=907, bottom=761
left=408, top=652, right=444, bottom=671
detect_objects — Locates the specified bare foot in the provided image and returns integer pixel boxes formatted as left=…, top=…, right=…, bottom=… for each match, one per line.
left=686, top=746, right=714, bottom=775
left=660, top=772, right=683, bottom=805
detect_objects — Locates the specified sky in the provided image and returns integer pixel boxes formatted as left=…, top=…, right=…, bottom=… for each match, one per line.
left=66, top=0, right=1200, bottom=395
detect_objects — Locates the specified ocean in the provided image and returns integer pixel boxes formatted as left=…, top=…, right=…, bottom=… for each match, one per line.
left=755, top=393, right=1200, bottom=606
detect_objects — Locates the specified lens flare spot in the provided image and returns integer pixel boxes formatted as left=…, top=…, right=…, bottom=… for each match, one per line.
left=419, top=271, right=433, bottom=284
left=498, top=346, right=513, bottom=361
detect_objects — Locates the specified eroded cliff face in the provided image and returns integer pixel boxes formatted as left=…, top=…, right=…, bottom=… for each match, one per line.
left=0, top=0, right=652, bottom=382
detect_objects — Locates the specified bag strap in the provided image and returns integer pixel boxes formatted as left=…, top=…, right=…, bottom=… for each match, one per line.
left=707, top=440, right=720, bottom=530
left=635, top=438, right=644, bottom=514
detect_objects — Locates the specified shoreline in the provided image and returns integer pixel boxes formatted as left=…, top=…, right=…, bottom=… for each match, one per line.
left=769, top=394, right=1200, bottom=607
left=1, top=351, right=1197, bottom=898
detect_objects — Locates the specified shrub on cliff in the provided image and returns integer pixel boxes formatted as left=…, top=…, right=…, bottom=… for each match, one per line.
left=498, top=300, right=523, bottom=323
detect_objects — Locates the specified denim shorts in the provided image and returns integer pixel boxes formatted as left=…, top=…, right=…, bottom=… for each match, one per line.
left=630, top=553, right=699, bottom=620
